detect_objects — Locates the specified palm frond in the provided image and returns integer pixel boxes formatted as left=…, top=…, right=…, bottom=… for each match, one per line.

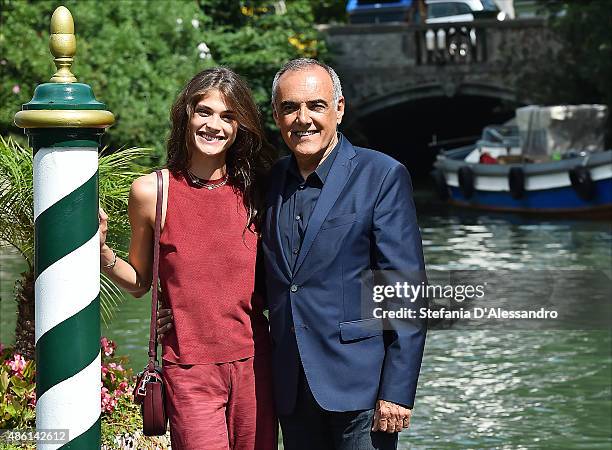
left=100, top=274, right=126, bottom=326
left=0, top=136, right=34, bottom=269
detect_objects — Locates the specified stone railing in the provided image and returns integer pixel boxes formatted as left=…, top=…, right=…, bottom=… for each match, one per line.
left=413, top=23, right=488, bottom=65
left=320, top=18, right=547, bottom=70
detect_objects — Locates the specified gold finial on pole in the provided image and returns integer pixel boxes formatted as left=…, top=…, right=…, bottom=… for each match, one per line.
left=49, top=6, right=77, bottom=83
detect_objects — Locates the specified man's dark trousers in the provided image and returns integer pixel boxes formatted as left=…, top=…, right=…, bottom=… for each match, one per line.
left=279, top=367, right=398, bottom=450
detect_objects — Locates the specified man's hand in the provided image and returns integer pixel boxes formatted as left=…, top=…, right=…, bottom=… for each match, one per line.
left=372, top=399, right=412, bottom=433
left=156, top=305, right=173, bottom=343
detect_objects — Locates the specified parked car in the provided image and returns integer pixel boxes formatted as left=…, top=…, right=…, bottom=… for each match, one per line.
left=426, top=0, right=506, bottom=23
left=347, top=0, right=413, bottom=24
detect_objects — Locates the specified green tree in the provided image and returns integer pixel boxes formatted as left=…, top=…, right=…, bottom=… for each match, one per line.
left=0, top=136, right=149, bottom=358
left=1, top=0, right=338, bottom=164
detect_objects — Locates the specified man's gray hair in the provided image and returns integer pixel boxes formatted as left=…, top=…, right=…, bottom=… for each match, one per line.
left=271, top=58, right=343, bottom=109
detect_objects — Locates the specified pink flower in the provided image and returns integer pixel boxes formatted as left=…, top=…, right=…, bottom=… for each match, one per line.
left=6, top=354, right=26, bottom=376
left=101, top=387, right=119, bottom=413
left=119, top=381, right=128, bottom=391
left=101, top=387, right=114, bottom=413
left=100, top=337, right=116, bottom=357
left=12, top=85, right=20, bottom=94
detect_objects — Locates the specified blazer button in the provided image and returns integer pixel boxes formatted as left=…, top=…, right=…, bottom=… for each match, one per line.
left=290, top=284, right=299, bottom=293
left=290, top=326, right=295, bottom=333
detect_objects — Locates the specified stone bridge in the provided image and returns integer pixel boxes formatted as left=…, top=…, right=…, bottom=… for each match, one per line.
left=321, top=18, right=554, bottom=124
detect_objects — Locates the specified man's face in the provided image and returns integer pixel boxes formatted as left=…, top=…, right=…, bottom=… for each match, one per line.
left=273, top=66, right=345, bottom=159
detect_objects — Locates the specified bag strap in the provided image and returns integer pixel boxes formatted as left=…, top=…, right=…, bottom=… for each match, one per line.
left=147, top=169, right=164, bottom=370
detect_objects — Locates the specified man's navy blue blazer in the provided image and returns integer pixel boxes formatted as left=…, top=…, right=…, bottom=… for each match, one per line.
left=261, top=134, right=427, bottom=415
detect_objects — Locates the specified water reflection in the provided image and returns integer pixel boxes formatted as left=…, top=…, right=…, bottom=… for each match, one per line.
left=403, top=202, right=612, bottom=448
left=408, top=329, right=612, bottom=448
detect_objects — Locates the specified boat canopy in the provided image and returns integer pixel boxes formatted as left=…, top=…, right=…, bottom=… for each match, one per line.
left=516, top=105, right=608, bottom=158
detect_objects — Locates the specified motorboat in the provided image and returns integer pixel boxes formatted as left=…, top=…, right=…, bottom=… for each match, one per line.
left=432, top=105, right=612, bottom=215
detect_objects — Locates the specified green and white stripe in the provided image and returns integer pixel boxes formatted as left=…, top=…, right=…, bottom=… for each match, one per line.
left=34, top=145, right=100, bottom=449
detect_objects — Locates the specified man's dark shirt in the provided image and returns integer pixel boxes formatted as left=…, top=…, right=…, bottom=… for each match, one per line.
left=279, top=140, right=340, bottom=272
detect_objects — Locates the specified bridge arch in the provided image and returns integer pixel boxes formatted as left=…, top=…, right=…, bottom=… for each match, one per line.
left=345, top=82, right=518, bottom=125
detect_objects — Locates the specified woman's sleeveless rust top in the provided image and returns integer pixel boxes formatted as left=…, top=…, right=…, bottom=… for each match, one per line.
left=159, top=171, right=269, bottom=364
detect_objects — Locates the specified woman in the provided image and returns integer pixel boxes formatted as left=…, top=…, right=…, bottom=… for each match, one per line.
left=99, top=67, right=277, bottom=449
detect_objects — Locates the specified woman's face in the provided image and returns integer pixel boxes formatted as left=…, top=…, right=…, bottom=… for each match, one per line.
left=188, top=89, right=239, bottom=159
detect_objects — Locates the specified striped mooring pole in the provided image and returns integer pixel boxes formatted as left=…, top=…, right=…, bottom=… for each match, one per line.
left=14, top=6, right=114, bottom=449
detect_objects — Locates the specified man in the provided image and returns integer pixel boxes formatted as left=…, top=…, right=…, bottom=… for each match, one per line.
left=159, top=58, right=427, bottom=449
left=263, top=58, right=426, bottom=449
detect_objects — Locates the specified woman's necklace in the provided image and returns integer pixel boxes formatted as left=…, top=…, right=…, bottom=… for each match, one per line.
left=186, top=169, right=228, bottom=190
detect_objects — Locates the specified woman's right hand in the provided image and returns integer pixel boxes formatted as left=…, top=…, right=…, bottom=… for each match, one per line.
left=99, top=207, right=109, bottom=250
left=99, top=207, right=116, bottom=269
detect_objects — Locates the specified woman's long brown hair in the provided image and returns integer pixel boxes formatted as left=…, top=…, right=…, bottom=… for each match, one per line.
left=167, top=68, right=276, bottom=232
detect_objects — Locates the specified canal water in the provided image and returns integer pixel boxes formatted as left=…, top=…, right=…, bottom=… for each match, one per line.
left=1, top=191, right=610, bottom=448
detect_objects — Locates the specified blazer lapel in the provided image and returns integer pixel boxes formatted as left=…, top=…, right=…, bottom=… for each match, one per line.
left=293, top=138, right=357, bottom=276
left=271, top=157, right=292, bottom=279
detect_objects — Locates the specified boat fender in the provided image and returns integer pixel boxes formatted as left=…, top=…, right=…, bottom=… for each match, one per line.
left=569, top=166, right=595, bottom=200
left=458, top=166, right=475, bottom=199
left=508, top=167, right=525, bottom=199
left=431, top=169, right=450, bottom=200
